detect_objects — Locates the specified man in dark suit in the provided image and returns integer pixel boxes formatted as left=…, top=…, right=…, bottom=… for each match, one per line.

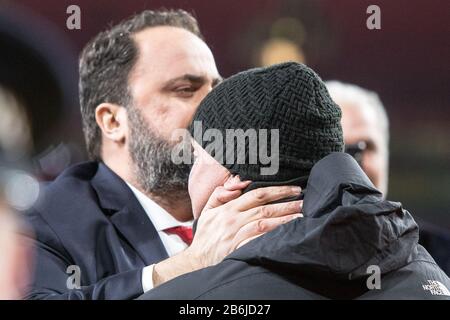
left=24, top=9, right=301, bottom=300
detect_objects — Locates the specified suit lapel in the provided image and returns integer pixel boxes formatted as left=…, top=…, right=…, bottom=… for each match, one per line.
left=109, top=207, right=169, bottom=265
left=91, top=163, right=168, bottom=265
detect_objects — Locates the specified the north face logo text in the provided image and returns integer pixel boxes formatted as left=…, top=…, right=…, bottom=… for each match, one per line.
left=422, top=280, right=450, bottom=296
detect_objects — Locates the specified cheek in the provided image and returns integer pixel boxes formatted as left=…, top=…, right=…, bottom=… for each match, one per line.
left=362, top=152, right=382, bottom=186
left=173, top=107, right=197, bottom=129
left=157, top=102, right=200, bottom=139
left=188, top=162, right=200, bottom=204
left=188, top=161, right=210, bottom=218
left=188, top=160, right=225, bottom=218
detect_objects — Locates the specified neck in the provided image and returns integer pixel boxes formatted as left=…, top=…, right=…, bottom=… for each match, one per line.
left=102, top=156, right=135, bottom=185
left=102, top=145, right=134, bottom=184
left=146, top=190, right=193, bottom=222
left=102, top=150, right=193, bottom=222
left=128, top=176, right=192, bottom=221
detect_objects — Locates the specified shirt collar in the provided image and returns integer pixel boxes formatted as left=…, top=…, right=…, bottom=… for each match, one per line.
left=126, top=183, right=192, bottom=232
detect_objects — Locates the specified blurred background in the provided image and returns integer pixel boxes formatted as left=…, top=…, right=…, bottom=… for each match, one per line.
left=0, top=1, right=448, bottom=231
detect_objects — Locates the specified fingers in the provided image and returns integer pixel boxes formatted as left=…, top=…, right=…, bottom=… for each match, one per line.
left=203, top=186, right=242, bottom=210
left=224, top=175, right=251, bottom=191
left=215, top=189, right=242, bottom=205
left=237, top=200, right=303, bottom=226
left=231, top=186, right=302, bottom=212
left=235, top=234, right=261, bottom=250
left=203, top=176, right=251, bottom=210
left=232, top=213, right=302, bottom=250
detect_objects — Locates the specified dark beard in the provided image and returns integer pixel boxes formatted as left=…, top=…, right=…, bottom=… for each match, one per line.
left=128, top=106, right=190, bottom=197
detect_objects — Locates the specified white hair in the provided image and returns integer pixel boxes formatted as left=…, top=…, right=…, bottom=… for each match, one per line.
left=325, top=80, right=389, bottom=153
left=326, top=81, right=390, bottom=195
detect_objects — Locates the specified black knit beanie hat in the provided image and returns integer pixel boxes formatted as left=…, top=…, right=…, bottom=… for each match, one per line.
left=188, top=62, right=344, bottom=182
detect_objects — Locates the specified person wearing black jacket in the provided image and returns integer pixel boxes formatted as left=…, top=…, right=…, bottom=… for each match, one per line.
left=140, top=152, right=450, bottom=300
left=326, top=80, right=450, bottom=276
left=139, top=62, right=450, bottom=300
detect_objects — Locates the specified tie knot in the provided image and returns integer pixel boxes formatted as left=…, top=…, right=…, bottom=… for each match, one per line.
left=164, top=226, right=193, bottom=245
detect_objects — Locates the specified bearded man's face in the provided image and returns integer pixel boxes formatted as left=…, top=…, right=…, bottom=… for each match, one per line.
left=128, top=105, right=190, bottom=196
left=124, top=27, right=221, bottom=195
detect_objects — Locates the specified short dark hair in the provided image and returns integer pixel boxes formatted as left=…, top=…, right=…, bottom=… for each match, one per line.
left=79, top=9, right=203, bottom=161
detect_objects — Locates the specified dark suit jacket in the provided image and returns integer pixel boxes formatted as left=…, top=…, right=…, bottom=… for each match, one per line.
left=24, top=162, right=169, bottom=299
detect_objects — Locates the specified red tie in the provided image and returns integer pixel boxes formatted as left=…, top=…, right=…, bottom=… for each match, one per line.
left=164, top=226, right=193, bottom=245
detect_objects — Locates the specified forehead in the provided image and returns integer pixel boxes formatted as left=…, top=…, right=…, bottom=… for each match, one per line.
left=130, top=26, right=218, bottom=83
left=339, top=102, right=380, bottom=142
left=341, top=102, right=376, bottom=126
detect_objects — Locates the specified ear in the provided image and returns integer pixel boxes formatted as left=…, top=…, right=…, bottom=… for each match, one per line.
left=95, top=103, right=128, bottom=144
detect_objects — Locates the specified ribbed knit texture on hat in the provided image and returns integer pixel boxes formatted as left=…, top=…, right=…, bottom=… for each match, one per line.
left=189, top=62, right=344, bottom=182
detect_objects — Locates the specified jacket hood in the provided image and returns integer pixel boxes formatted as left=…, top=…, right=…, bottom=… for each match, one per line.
left=227, top=152, right=419, bottom=281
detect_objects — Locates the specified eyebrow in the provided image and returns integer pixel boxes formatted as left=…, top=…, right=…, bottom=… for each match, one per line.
left=162, top=74, right=223, bottom=89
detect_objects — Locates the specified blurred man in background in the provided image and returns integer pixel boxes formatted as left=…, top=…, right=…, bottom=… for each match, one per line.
left=326, top=81, right=389, bottom=196
left=327, top=81, right=450, bottom=276
left=0, top=65, right=38, bottom=299
left=0, top=161, right=34, bottom=300
left=0, top=201, right=29, bottom=299
left=25, top=9, right=301, bottom=300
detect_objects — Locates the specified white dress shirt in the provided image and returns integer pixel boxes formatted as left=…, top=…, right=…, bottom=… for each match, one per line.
left=126, top=183, right=192, bottom=293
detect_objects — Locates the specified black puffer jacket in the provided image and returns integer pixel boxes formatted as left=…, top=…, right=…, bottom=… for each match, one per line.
left=139, top=153, right=450, bottom=300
